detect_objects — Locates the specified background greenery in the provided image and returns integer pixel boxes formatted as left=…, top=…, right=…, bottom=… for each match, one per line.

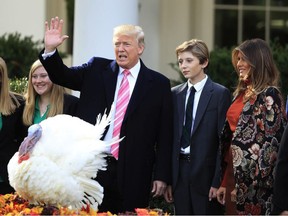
left=0, top=33, right=67, bottom=94
left=0, top=32, right=42, bottom=79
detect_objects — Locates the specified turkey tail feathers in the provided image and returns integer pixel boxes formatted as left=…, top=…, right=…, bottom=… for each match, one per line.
left=77, top=176, right=104, bottom=210
left=93, top=103, right=114, bottom=141
left=94, top=102, right=124, bottom=146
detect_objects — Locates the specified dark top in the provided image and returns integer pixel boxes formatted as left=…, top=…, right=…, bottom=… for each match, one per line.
left=0, top=93, right=26, bottom=184
left=63, top=93, right=79, bottom=116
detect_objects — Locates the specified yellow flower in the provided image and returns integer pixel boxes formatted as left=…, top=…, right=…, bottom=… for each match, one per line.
left=0, top=193, right=168, bottom=215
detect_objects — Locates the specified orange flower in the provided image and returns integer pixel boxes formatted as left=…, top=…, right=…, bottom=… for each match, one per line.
left=97, top=212, right=115, bottom=216
left=0, top=193, right=168, bottom=215
left=135, top=208, right=150, bottom=215
left=148, top=210, right=159, bottom=215
left=0, top=196, right=5, bottom=208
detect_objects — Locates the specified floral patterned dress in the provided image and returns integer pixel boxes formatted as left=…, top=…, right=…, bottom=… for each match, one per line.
left=220, top=87, right=287, bottom=215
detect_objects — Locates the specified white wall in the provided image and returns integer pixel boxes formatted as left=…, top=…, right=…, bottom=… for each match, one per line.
left=138, top=0, right=160, bottom=73
left=73, top=0, right=138, bottom=66
left=158, top=0, right=214, bottom=81
left=0, top=0, right=45, bottom=41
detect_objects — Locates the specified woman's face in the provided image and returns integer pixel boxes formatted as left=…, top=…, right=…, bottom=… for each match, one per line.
left=31, top=66, right=53, bottom=96
left=178, top=51, right=206, bottom=84
left=237, top=52, right=251, bottom=81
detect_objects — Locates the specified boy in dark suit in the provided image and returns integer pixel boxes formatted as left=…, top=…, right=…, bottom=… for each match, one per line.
left=164, top=39, right=231, bottom=215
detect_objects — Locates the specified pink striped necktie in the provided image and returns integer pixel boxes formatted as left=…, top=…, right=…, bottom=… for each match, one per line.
left=111, top=70, right=130, bottom=159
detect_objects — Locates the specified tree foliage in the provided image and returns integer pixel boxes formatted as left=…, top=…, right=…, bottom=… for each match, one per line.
left=0, top=32, right=42, bottom=79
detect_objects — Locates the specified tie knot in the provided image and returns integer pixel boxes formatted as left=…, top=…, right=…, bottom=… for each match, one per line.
left=123, top=70, right=130, bottom=76
left=190, top=86, right=196, bottom=93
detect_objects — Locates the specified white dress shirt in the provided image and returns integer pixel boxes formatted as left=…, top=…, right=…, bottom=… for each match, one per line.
left=181, top=75, right=208, bottom=154
left=103, top=61, right=140, bottom=153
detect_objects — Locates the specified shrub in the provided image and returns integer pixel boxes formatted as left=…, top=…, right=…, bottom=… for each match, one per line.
left=271, top=40, right=288, bottom=97
left=9, top=77, right=28, bottom=94
left=0, top=32, right=42, bottom=79
left=209, top=46, right=237, bottom=93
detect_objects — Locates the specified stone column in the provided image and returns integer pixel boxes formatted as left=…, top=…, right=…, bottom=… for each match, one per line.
left=72, top=0, right=138, bottom=96
left=73, top=0, right=139, bottom=65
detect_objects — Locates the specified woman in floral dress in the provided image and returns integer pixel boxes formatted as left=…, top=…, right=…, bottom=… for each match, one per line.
left=217, top=38, right=287, bottom=215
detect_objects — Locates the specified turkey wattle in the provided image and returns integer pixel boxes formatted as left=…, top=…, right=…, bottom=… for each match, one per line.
left=7, top=108, right=119, bottom=211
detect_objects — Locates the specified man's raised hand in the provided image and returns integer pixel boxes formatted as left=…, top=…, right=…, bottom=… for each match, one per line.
left=44, top=16, right=69, bottom=53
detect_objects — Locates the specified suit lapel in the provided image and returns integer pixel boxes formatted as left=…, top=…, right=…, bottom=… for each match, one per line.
left=192, top=78, right=213, bottom=135
left=176, top=83, right=188, bottom=137
left=103, top=60, right=119, bottom=108
left=124, top=60, right=152, bottom=121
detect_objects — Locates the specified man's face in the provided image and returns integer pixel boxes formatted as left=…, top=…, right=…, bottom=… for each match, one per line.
left=113, top=34, right=144, bottom=69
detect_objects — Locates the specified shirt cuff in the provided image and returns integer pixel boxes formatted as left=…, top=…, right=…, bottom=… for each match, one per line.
left=42, top=49, right=56, bottom=60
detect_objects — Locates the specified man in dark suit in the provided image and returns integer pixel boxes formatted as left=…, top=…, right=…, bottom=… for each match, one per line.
left=164, top=39, right=231, bottom=215
left=39, top=17, right=173, bottom=214
left=272, top=125, right=288, bottom=215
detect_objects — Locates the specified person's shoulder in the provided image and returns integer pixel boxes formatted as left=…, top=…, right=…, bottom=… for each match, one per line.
left=263, top=86, right=284, bottom=102
left=208, top=78, right=229, bottom=92
left=85, top=57, right=116, bottom=73
left=265, top=86, right=280, bottom=94
left=88, top=56, right=114, bottom=66
left=64, top=93, right=79, bottom=102
left=213, top=82, right=229, bottom=91
left=171, top=82, right=186, bottom=94
left=63, top=93, right=79, bottom=115
left=12, top=92, right=25, bottom=100
left=146, top=67, right=171, bottom=83
left=140, top=59, right=169, bottom=79
left=10, top=92, right=25, bottom=105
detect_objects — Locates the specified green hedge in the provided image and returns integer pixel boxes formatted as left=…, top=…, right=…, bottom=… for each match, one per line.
left=9, top=77, right=28, bottom=94
left=0, top=32, right=42, bottom=79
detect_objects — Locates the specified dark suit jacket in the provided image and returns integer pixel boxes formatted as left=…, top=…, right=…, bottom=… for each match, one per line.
left=63, top=93, right=79, bottom=116
left=171, top=78, right=231, bottom=212
left=0, top=94, right=26, bottom=185
left=39, top=50, right=173, bottom=210
left=272, top=125, right=288, bottom=214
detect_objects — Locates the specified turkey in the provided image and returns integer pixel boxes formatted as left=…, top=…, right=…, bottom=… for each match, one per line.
left=7, top=106, right=120, bottom=211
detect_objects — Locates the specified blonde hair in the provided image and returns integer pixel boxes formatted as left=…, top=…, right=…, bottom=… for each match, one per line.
left=175, top=39, right=210, bottom=73
left=0, top=57, right=20, bottom=115
left=232, top=38, right=280, bottom=98
left=113, top=24, right=145, bottom=48
left=23, top=60, right=66, bottom=126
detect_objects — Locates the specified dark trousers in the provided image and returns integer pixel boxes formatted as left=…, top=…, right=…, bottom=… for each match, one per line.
left=174, top=159, right=224, bottom=215
left=0, top=182, right=15, bottom=195
left=95, top=156, right=123, bottom=214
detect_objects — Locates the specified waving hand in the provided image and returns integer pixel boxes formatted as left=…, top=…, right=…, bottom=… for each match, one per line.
left=44, top=16, right=69, bottom=53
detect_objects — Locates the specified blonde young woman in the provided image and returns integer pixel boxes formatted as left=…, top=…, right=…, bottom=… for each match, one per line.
left=23, top=60, right=78, bottom=126
left=0, top=57, right=26, bottom=194
left=217, top=38, right=287, bottom=215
